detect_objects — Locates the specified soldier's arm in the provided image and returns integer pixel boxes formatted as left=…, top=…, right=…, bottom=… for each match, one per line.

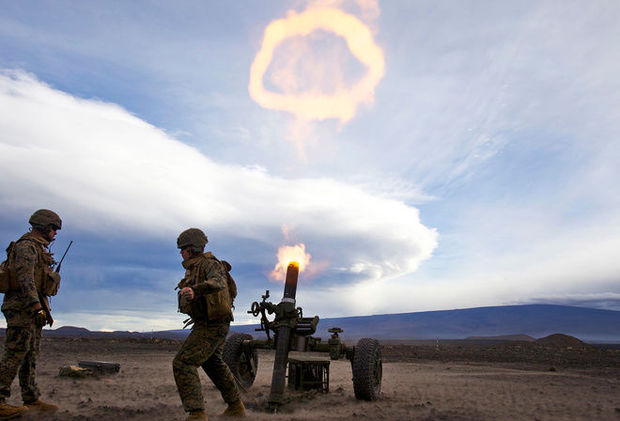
left=192, top=260, right=227, bottom=296
left=13, top=241, right=41, bottom=310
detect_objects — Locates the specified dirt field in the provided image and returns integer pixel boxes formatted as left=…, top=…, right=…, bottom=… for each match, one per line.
left=0, top=337, right=618, bottom=420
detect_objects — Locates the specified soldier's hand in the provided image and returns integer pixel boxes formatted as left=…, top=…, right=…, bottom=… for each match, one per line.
left=180, top=287, right=195, bottom=301
left=49, top=272, right=61, bottom=283
left=33, top=310, right=47, bottom=328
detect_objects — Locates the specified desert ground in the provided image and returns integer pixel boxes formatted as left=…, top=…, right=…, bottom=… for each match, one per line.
left=0, top=336, right=617, bottom=420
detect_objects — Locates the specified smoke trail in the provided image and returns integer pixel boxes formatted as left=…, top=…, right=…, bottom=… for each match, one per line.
left=249, top=4, right=385, bottom=125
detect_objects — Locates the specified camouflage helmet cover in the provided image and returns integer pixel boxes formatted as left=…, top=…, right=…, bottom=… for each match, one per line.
left=177, top=228, right=208, bottom=249
left=29, top=209, right=62, bottom=230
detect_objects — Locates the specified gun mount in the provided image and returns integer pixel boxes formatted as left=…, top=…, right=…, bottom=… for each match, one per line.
left=223, top=262, right=382, bottom=409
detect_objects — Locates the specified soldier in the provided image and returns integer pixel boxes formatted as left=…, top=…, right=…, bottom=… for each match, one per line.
left=173, top=228, right=246, bottom=421
left=0, top=209, right=62, bottom=419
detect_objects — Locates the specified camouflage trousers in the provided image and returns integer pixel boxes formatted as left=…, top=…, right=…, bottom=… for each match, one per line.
left=0, top=324, right=42, bottom=403
left=173, top=321, right=240, bottom=412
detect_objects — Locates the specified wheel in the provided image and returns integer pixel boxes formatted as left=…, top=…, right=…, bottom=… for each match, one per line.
left=223, top=333, right=258, bottom=390
left=352, top=338, right=382, bottom=400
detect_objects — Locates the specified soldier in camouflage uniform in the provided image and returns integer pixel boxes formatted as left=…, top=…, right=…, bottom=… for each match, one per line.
left=174, top=228, right=246, bottom=421
left=0, top=209, right=62, bottom=419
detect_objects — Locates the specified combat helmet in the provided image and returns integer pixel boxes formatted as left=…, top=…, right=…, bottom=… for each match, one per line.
left=177, top=228, right=208, bottom=250
left=29, top=209, right=62, bottom=230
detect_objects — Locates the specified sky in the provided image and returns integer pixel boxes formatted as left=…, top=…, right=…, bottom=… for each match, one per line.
left=0, top=0, right=619, bottom=331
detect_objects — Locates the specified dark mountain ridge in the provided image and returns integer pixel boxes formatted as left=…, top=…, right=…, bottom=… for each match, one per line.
left=2, top=304, right=618, bottom=343
left=231, top=304, right=620, bottom=343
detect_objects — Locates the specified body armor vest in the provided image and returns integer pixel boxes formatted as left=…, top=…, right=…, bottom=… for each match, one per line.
left=177, top=253, right=232, bottom=322
left=17, top=233, right=59, bottom=296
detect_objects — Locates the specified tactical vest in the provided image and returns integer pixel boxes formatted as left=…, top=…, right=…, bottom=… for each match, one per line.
left=2, top=233, right=59, bottom=296
left=177, top=253, right=233, bottom=322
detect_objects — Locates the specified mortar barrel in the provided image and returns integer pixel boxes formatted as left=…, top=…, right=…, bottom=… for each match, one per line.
left=283, top=261, right=299, bottom=301
left=268, top=262, right=300, bottom=407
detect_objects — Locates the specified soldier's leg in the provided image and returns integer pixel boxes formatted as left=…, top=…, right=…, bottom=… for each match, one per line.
left=202, top=327, right=240, bottom=405
left=19, top=326, right=41, bottom=403
left=173, top=323, right=223, bottom=413
left=0, top=327, right=32, bottom=401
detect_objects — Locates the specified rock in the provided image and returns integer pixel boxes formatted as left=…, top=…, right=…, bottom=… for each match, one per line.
left=59, top=365, right=92, bottom=378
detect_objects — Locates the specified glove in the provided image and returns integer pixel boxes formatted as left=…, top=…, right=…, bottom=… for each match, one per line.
left=34, top=310, right=47, bottom=328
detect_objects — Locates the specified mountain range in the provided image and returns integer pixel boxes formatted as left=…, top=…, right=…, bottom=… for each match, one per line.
left=3, top=304, right=618, bottom=343
left=230, top=304, right=620, bottom=343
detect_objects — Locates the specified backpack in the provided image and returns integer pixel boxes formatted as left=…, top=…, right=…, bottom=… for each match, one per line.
left=0, top=238, right=60, bottom=296
left=220, top=260, right=238, bottom=306
left=0, top=242, right=17, bottom=293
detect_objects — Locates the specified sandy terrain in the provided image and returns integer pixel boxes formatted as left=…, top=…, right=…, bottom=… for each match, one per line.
left=0, top=338, right=617, bottom=420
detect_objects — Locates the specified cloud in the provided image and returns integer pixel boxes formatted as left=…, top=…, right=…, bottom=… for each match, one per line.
left=516, top=293, right=620, bottom=312
left=0, top=70, right=437, bottom=291
left=3, top=2, right=618, bottom=331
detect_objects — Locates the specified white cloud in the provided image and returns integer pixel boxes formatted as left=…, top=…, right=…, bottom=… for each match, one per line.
left=0, top=70, right=437, bottom=286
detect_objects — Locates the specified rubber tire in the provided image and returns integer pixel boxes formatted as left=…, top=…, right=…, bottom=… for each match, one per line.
left=352, top=338, right=382, bottom=400
left=222, top=333, right=258, bottom=390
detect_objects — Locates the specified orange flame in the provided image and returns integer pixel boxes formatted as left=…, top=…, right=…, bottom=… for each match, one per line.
left=270, top=243, right=312, bottom=281
left=249, top=7, right=385, bottom=124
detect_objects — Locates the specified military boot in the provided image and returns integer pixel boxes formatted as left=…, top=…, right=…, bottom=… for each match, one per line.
left=219, top=400, right=246, bottom=417
left=24, top=399, right=58, bottom=411
left=0, top=402, right=28, bottom=419
left=185, top=409, right=207, bottom=421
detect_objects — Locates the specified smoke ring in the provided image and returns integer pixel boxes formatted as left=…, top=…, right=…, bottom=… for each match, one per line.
left=249, top=8, right=385, bottom=123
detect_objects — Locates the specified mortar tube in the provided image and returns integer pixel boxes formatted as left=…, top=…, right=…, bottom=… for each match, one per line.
left=268, top=262, right=299, bottom=407
left=282, top=261, right=299, bottom=301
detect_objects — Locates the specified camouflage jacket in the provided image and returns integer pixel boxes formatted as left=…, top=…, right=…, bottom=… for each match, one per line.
left=1, top=232, right=55, bottom=327
left=177, top=252, right=233, bottom=323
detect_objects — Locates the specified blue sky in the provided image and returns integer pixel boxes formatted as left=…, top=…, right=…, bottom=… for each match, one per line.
left=1, top=0, right=619, bottom=331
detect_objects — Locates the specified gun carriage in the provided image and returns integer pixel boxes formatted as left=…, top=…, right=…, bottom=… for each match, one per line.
left=222, top=262, right=382, bottom=408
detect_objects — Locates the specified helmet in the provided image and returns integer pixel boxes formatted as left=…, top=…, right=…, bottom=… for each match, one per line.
left=29, top=209, right=62, bottom=230
left=177, top=228, right=208, bottom=249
